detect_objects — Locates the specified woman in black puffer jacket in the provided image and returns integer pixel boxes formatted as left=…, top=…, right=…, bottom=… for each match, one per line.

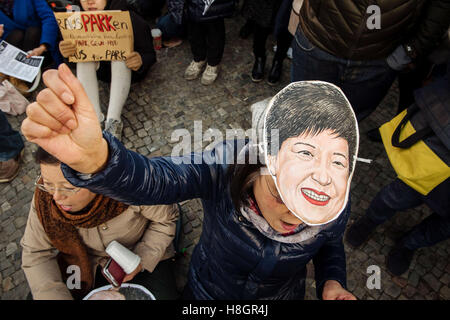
left=168, top=0, right=236, bottom=85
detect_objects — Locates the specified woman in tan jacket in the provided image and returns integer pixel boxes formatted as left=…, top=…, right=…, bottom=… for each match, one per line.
left=20, top=147, right=179, bottom=300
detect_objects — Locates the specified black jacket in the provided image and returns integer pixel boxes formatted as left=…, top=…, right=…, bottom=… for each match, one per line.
left=169, top=0, right=236, bottom=24
left=62, top=138, right=350, bottom=300
left=299, top=0, right=450, bottom=60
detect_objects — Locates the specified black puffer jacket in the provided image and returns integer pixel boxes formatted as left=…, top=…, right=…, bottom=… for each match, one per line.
left=62, top=137, right=350, bottom=300
left=299, top=0, right=450, bottom=60
left=168, top=0, right=236, bottom=24
left=242, top=0, right=282, bottom=28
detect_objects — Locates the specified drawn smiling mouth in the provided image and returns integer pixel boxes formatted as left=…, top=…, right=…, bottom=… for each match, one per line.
left=301, top=188, right=330, bottom=206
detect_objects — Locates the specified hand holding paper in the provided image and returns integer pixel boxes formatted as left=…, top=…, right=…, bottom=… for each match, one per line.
left=125, top=52, right=143, bottom=71
left=27, top=44, right=47, bottom=58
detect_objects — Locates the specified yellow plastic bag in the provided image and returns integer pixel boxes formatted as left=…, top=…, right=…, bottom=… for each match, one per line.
left=380, top=109, right=450, bottom=195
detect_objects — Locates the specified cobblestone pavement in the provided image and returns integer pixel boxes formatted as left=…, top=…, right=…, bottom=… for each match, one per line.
left=1, top=16, right=449, bottom=300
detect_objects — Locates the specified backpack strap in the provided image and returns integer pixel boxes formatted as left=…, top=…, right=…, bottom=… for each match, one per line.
left=391, top=105, right=433, bottom=148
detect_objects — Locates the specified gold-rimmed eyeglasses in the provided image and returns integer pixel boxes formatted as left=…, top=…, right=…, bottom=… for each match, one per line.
left=34, top=175, right=81, bottom=196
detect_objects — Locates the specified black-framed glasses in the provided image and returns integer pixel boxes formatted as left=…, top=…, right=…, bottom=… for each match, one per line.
left=34, top=175, right=81, bottom=196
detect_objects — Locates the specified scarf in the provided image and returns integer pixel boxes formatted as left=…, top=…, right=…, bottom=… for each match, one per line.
left=34, top=187, right=129, bottom=299
left=241, top=195, right=325, bottom=244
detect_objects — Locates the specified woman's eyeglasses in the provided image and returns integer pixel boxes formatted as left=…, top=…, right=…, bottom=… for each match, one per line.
left=34, top=175, right=81, bottom=196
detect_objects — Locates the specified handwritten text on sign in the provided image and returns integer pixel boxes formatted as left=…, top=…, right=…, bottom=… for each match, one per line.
left=55, top=11, right=134, bottom=62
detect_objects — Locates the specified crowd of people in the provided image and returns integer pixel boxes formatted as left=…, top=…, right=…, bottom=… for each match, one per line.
left=0, top=0, right=449, bottom=300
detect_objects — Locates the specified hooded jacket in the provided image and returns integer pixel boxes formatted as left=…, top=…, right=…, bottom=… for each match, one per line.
left=62, top=134, right=350, bottom=299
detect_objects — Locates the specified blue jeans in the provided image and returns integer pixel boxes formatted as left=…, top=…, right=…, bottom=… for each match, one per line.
left=0, top=110, right=24, bottom=161
left=291, top=26, right=397, bottom=121
left=366, top=178, right=450, bottom=251
left=156, top=14, right=185, bottom=40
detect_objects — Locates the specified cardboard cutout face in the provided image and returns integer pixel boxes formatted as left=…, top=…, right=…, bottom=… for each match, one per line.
left=263, top=81, right=359, bottom=226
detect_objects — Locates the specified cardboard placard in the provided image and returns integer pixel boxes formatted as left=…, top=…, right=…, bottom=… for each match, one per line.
left=55, top=11, right=133, bottom=62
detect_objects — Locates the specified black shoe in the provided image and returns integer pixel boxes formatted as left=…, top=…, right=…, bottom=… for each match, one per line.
left=386, top=243, right=415, bottom=276
left=366, top=128, right=382, bottom=143
left=239, top=20, right=254, bottom=39
left=345, top=215, right=378, bottom=248
left=267, top=59, right=283, bottom=85
left=251, top=56, right=265, bottom=82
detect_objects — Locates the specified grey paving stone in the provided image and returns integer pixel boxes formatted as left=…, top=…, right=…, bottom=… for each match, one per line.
left=404, top=285, right=417, bottom=298
left=439, top=286, right=450, bottom=300
left=408, top=271, right=420, bottom=287
left=423, top=274, right=442, bottom=292
left=384, top=282, right=402, bottom=298
left=5, top=243, right=18, bottom=257
left=2, top=277, right=14, bottom=292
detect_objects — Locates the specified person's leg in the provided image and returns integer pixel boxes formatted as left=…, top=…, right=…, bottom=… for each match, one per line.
left=366, top=179, right=423, bottom=224
left=268, top=29, right=293, bottom=85
left=205, top=18, right=225, bottom=67
left=157, top=14, right=184, bottom=42
left=106, top=61, right=131, bottom=121
left=387, top=213, right=450, bottom=276
left=397, top=60, right=432, bottom=114
left=290, top=26, right=340, bottom=84
left=0, top=110, right=24, bottom=161
left=239, top=19, right=255, bottom=39
left=22, top=26, right=41, bottom=52
left=274, top=29, right=293, bottom=62
left=201, top=18, right=225, bottom=85
left=104, top=61, right=131, bottom=140
left=188, top=20, right=207, bottom=63
left=339, top=59, right=397, bottom=121
left=346, top=179, right=423, bottom=247
left=0, top=110, right=24, bottom=183
left=4, top=29, right=25, bottom=48
left=185, top=20, right=207, bottom=80
left=290, top=25, right=396, bottom=120
left=251, top=23, right=271, bottom=82
left=132, top=259, right=180, bottom=300
left=402, top=213, right=450, bottom=251
left=76, top=62, right=103, bottom=123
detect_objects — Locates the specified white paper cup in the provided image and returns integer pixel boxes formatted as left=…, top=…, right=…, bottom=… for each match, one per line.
left=151, top=28, right=162, bottom=50
left=105, top=240, right=141, bottom=274
left=151, top=28, right=162, bottom=38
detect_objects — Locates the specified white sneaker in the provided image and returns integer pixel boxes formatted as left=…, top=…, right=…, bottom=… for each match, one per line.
left=105, top=119, right=123, bottom=140
left=184, top=60, right=206, bottom=80
left=201, top=64, right=219, bottom=85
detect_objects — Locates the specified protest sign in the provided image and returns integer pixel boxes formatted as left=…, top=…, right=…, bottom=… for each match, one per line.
left=54, top=11, right=133, bottom=62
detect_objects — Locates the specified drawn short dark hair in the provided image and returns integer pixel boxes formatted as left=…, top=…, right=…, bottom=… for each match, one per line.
left=264, top=82, right=357, bottom=173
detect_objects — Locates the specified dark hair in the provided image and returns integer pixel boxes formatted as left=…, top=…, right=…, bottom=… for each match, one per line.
left=228, top=146, right=263, bottom=211
left=265, top=82, right=357, bottom=173
left=34, top=147, right=61, bottom=165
